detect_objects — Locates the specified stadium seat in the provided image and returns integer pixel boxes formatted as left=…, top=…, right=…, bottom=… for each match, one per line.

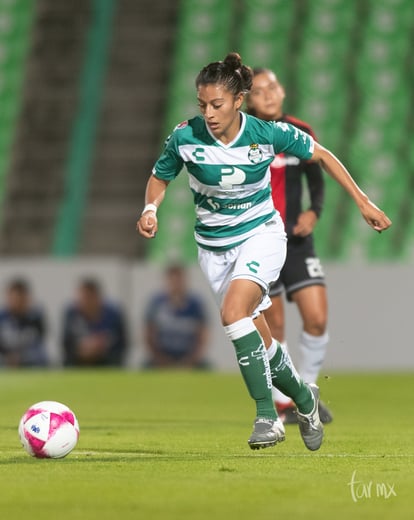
left=239, top=0, right=295, bottom=79
left=310, top=1, right=411, bottom=260
left=290, top=2, right=358, bottom=257
left=342, top=3, right=414, bottom=260
left=0, top=0, right=34, bottom=215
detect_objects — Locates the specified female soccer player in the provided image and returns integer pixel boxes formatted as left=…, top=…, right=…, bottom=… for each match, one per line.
left=137, top=53, right=391, bottom=451
left=246, top=68, right=332, bottom=424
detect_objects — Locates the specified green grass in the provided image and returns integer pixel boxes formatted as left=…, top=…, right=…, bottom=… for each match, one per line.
left=0, top=370, right=413, bottom=519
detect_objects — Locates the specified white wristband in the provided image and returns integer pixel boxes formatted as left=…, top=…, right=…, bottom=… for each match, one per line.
left=142, top=203, right=157, bottom=215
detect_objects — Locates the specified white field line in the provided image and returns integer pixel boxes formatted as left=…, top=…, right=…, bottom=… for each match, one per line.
left=73, top=451, right=414, bottom=459
left=9, top=450, right=414, bottom=459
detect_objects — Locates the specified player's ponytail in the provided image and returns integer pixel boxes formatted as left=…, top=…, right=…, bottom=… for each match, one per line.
left=196, top=52, right=253, bottom=95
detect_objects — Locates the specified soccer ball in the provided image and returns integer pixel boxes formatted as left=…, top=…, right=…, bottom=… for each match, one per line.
left=18, top=401, right=80, bottom=459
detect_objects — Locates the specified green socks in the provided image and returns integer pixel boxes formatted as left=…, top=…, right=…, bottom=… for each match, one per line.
left=224, top=320, right=314, bottom=418
left=267, top=339, right=314, bottom=414
left=224, top=318, right=277, bottom=420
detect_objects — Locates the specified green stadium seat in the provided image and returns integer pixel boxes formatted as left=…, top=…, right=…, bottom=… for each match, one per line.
left=0, top=1, right=34, bottom=216
left=239, top=0, right=295, bottom=77
left=339, top=4, right=414, bottom=260
left=295, top=0, right=356, bottom=152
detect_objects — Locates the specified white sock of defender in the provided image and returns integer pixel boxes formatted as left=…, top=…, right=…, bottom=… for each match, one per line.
left=267, top=340, right=294, bottom=405
left=298, top=330, right=329, bottom=384
left=266, top=338, right=278, bottom=362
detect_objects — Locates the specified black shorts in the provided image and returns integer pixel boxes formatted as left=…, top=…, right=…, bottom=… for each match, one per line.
left=269, top=235, right=325, bottom=301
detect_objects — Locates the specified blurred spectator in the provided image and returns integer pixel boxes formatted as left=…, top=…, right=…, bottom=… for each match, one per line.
left=62, top=278, right=127, bottom=367
left=0, top=278, right=48, bottom=367
left=144, top=265, right=209, bottom=369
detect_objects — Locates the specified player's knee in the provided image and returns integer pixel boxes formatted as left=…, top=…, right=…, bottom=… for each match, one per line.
left=304, top=314, right=327, bottom=336
left=220, top=305, right=248, bottom=326
left=269, top=313, right=284, bottom=331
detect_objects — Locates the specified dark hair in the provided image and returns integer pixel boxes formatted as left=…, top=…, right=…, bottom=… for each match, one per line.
left=195, top=52, right=253, bottom=96
left=165, top=264, right=185, bottom=277
left=252, top=67, right=275, bottom=78
left=8, top=277, right=30, bottom=293
left=79, top=278, right=101, bottom=294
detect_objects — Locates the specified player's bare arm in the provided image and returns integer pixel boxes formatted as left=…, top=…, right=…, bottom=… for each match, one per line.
left=311, top=143, right=392, bottom=232
left=137, top=176, right=169, bottom=238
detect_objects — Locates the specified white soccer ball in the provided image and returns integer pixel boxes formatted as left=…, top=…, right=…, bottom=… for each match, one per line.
left=18, top=401, right=80, bottom=459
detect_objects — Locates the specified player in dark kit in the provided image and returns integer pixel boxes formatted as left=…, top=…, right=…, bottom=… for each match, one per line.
left=247, top=68, right=332, bottom=424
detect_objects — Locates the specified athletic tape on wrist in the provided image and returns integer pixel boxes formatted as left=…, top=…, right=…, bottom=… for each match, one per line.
left=142, top=203, right=157, bottom=215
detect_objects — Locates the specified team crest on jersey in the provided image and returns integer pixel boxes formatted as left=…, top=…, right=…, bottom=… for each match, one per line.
left=248, top=143, right=263, bottom=164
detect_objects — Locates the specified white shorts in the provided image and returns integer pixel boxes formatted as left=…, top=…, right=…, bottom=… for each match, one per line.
left=198, top=217, right=287, bottom=318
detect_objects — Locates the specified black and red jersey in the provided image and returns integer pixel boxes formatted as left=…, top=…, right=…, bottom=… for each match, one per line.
left=270, top=114, right=324, bottom=238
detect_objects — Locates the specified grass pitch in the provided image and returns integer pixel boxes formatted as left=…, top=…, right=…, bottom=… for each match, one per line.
left=0, top=370, right=413, bottom=520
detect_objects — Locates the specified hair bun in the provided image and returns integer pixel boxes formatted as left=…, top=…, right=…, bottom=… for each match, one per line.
left=195, top=52, right=253, bottom=95
left=223, top=52, right=242, bottom=71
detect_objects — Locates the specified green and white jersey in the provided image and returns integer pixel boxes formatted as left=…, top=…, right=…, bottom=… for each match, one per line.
left=152, top=112, right=314, bottom=250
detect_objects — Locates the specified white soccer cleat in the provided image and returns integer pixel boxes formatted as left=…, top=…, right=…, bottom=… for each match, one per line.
left=248, top=417, right=286, bottom=450
left=297, top=383, right=324, bottom=451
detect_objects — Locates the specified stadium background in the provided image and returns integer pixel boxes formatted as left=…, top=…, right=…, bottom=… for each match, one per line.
left=0, top=0, right=412, bottom=370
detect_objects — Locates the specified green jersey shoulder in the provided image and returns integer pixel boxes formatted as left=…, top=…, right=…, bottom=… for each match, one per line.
left=153, top=113, right=314, bottom=182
